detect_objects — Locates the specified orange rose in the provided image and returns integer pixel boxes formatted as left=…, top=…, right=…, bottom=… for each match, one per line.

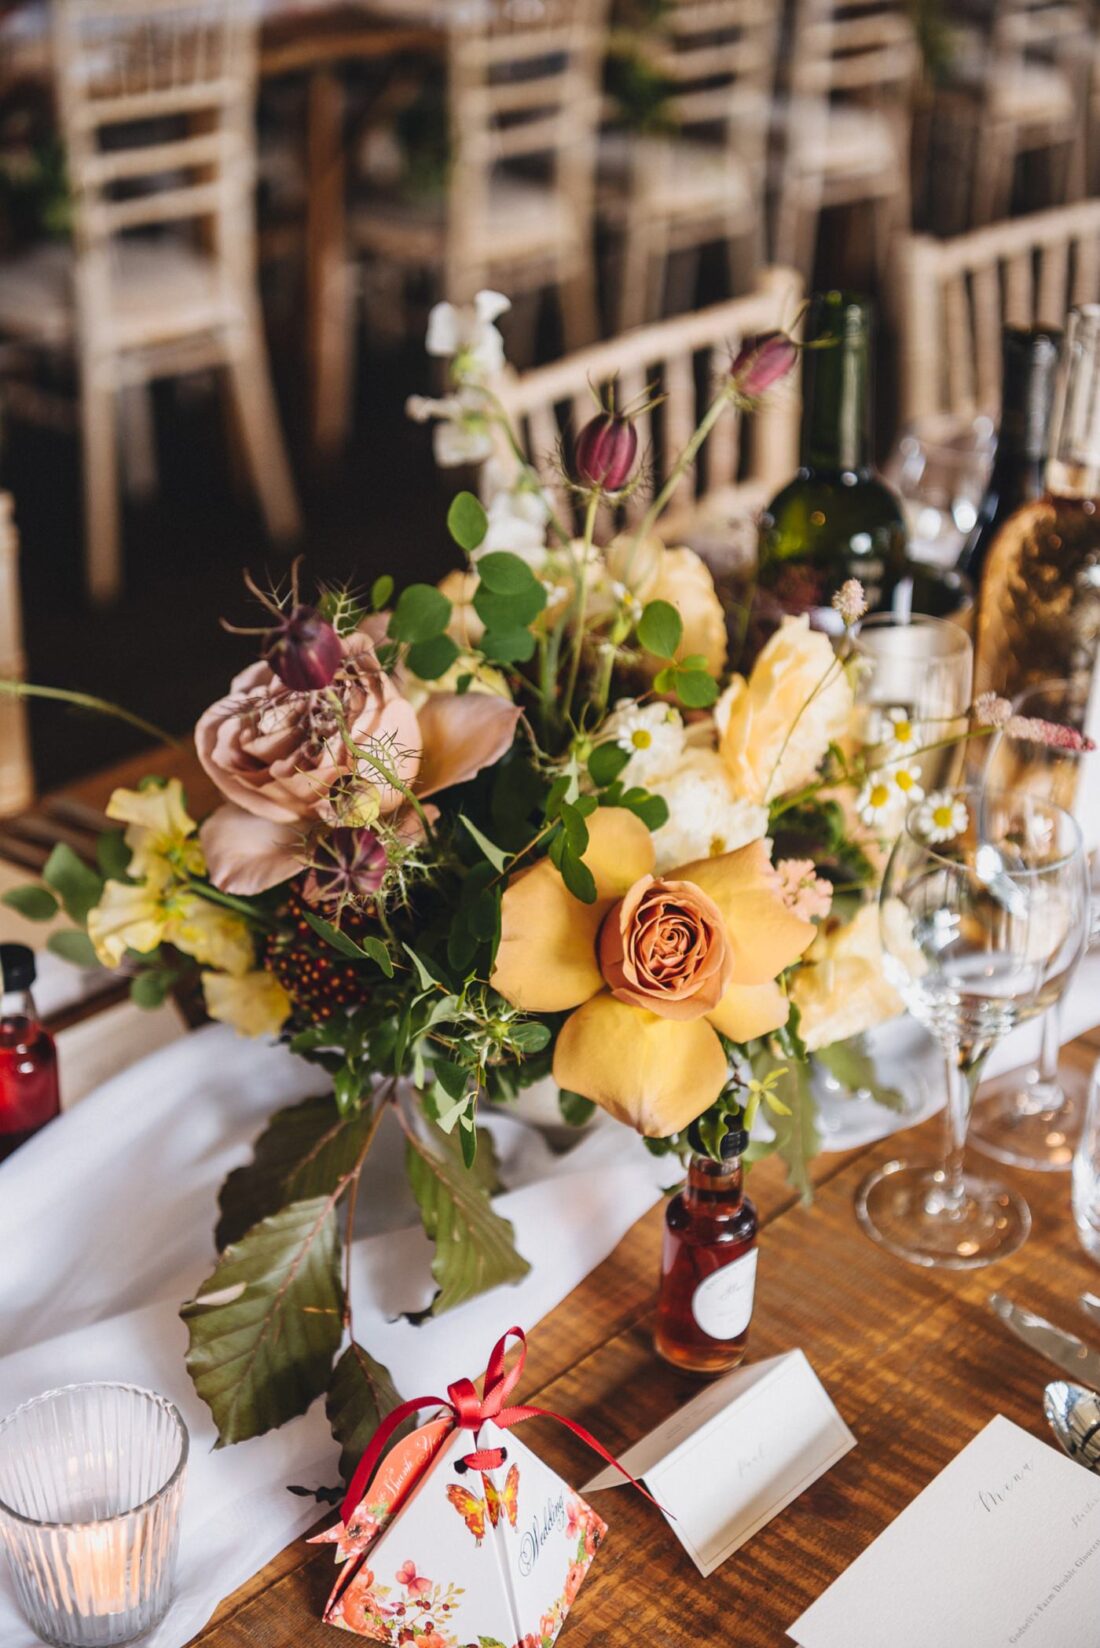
left=491, top=810, right=815, bottom=1136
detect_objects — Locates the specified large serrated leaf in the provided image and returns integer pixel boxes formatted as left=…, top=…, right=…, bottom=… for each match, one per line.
left=405, top=1127, right=529, bottom=1315
left=326, top=1341, right=411, bottom=1484
left=181, top=1196, right=344, bottom=1445
left=751, top=1050, right=820, bottom=1203
left=216, top=1094, right=382, bottom=1249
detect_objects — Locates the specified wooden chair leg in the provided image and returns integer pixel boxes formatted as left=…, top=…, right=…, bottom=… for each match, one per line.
left=80, top=370, right=122, bottom=606
left=559, top=257, right=599, bottom=353
left=225, top=325, right=302, bottom=543
left=119, top=382, right=158, bottom=504
left=617, top=224, right=652, bottom=332
left=306, top=65, right=354, bottom=460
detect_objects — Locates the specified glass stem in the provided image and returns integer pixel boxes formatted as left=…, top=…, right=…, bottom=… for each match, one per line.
left=941, top=1047, right=987, bottom=1213
left=1028, top=1002, right=1066, bottom=1114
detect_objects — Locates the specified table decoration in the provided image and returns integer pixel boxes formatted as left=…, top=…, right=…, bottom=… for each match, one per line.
left=314, top=1326, right=636, bottom=1648
left=0, top=1382, right=187, bottom=1648
left=2, top=289, right=1088, bottom=1481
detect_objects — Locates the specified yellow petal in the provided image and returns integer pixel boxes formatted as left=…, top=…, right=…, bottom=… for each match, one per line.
left=202, top=970, right=291, bottom=1038
left=106, top=778, right=196, bottom=840
left=491, top=859, right=605, bottom=1011
left=490, top=808, right=655, bottom=1013
left=86, top=881, right=167, bottom=968
left=581, top=806, right=656, bottom=900
left=167, top=894, right=254, bottom=978
left=553, top=993, right=728, bottom=1137
left=707, top=979, right=791, bottom=1043
left=673, top=840, right=815, bottom=985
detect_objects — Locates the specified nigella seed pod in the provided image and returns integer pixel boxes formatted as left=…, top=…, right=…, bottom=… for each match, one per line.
left=573, top=413, right=639, bottom=493
left=265, top=606, right=343, bottom=691
left=730, top=331, right=798, bottom=399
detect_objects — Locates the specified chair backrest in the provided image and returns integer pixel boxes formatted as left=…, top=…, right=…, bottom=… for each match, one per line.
left=0, top=495, right=34, bottom=819
left=788, top=0, right=918, bottom=101
left=489, top=266, right=802, bottom=533
left=651, top=0, right=780, bottom=157
left=51, top=0, right=258, bottom=253
left=445, top=0, right=608, bottom=266
left=897, top=201, right=1100, bottom=424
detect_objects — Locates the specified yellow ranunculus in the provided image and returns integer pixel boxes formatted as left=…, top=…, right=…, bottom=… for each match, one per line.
left=107, top=778, right=204, bottom=885
left=719, top=615, right=854, bottom=805
left=790, top=903, right=903, bottom=1051
left=169, top=894, right=253, bottom=977
left=87, top=880, right=168, bottom=968
left=490, top=809, right=815, bottom=1136
left=202, top=969, right=291, bottom=1038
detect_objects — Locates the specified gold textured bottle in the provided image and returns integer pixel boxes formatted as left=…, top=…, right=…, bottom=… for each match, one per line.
left=974, top=307, right=1100, bottom=704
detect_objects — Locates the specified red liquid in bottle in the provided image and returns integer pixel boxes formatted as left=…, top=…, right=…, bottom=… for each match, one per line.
left=655, top=1149, right=758, bottom=1374
left=0, top=1012, right=61, bottom=1162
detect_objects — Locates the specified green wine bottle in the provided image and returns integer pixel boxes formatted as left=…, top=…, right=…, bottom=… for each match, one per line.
left=755, top=291, right=909, bottom=632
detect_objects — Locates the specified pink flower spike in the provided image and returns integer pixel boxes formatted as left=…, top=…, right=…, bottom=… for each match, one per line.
left=1005, top=714, right=1096, bottom=753
left=973, top=692, right=1012, bottom=728
left=775, top=858, right=833, bottom=922
left=831, top=579, right=867, bottom=626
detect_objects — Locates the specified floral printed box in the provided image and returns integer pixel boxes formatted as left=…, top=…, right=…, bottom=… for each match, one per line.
left=317, top=1418, right=606, bottom=1648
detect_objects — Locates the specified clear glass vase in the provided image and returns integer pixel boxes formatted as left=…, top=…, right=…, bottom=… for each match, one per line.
left=0, top=1383, right=187, bottom=1648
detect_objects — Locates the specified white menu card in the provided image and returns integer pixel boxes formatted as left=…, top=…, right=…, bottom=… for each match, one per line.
left=790, top=1416, right=1100, bottom=1648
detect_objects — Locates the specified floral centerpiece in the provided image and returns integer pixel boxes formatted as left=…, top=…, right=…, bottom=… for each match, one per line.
left=3, top=291, right=1056, bottom=1468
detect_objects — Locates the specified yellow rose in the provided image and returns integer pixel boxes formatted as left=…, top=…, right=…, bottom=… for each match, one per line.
left=719, top=616, right=853, bottom=804
left=790, top=903, right=903, bottom=1051
left=438, top=569, right=484, bottom=649
left=202, top=970, right=291, bottom=1038
left=646, top=546, right=727, bottom=678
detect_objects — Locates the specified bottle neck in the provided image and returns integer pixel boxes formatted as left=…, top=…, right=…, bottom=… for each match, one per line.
left=801, top=293, right=873, bottom=475
left=996, top=327, right=1060, bottom=468
left=1047, top=307, right=1100, bottom=500
left=686, top=1153, right=744, bottom=1205
left=1, top=988, right=36, bottom=1024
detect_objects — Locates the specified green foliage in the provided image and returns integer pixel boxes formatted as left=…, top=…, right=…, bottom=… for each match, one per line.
left=389, top=584, right=452, bottom=645
left=407, top=634, right=459, bottom=680
left=559, top=1089, right=596, bottom=1127
left=47, top=930, right=99, bottom=968
left=130, top=969, right=175, bottom=1009
left=182, top=1196, right=344, bottom=1446
left=42, top=844, right=103, bottom=925
left=653, top=657, right=719, bottom=709
left=815, top=1038, right=905, bottom=1112
left=459, top=815, right=508, bottom=872
left=370, top=574, right=395, bottom=611
left=405, top=1124, right=530, bottom=1315
left=447, top=491, right=489, bottom=553
left=588, top=741, right=630, bottom=787
left=747, top=1047, right=820, bottom=1201
left=96, top=830, right=132, bottom=881
left=637, top=599, right=683, bottom=659
left=300, top=907, right=393, bottom=975
left=0, top=885, right=59, bottom=922
left=326, top=1342, right=410, bottom=1485
left=477, top=551, right=537, bottom=595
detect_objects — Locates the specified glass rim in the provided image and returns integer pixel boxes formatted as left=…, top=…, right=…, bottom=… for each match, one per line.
left=853, top=611, right=972, bottom=660
left=898, top=785, right=1085, bottom=877
left=0, top=1381, right=189, bottom=1532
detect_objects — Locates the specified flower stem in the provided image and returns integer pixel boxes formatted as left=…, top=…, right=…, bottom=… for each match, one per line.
left=625, top=387, right=731, bottom=575
left=563, top=493, right=600, bottom=718
left=0, top=679, right=180, bottom=748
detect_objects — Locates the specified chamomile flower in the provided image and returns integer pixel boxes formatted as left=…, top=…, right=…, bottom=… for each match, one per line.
left=884, top=706, right=920, bottom=756
left=602, top=699, right=685, bottom=785
left=856, top=775, right=902, bottom=828
left=916, top=791, right=969, bottom=845
left=889, top=761, right=925, bottom=806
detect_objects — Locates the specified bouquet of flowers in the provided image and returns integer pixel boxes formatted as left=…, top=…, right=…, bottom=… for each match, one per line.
left=5, top=291, right=1056, bottom=1466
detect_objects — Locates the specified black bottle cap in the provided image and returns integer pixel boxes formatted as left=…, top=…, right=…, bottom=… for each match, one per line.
left=687, top=1120, right=749, bottom=1158
left=0, top=944, right=36, bottom=992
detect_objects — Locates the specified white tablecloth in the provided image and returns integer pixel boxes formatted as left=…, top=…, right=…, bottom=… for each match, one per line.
left=0, top=1026, right=675, bottom=1648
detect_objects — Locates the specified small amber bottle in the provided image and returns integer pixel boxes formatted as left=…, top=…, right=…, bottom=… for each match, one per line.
left=655, top=1122, right=758, bottom=1375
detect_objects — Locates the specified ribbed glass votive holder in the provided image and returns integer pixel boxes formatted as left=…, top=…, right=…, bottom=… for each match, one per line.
left=0, top=1383, right=188, bottom=1647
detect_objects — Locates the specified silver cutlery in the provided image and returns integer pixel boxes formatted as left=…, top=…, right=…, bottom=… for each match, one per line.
left=1078, top=1293, right=1100, bottom=1332
left=987, top=1294, right=1100, bottom=1389
left=1044, top=1381, right=1100, bottom=1472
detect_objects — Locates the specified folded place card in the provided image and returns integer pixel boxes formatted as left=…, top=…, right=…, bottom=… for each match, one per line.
left=584, top=1349, right=855, bottom=1577
left=790, top=1415, right=1100, bottom=1648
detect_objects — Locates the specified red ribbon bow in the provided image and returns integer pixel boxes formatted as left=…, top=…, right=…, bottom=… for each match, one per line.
left=340, top=1325, right=661, bottom=1524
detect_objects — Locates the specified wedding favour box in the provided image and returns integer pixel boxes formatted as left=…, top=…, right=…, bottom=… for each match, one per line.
left=315, top=1403, right=607, bottom=1647
left=585, top=1349, right=855, bottom=1577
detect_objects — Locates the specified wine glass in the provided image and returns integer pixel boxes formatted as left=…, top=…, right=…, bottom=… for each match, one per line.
left=854, top=614, right=974, bottom=801
left=856, top=787, right=1089, bottom=1268
left=885, top=417, right=995, bottom=568
left=970, top=679, right=1096, bottom=1170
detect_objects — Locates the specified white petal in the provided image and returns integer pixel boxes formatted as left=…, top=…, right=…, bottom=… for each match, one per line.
left=426, top=301, right=461, bottom=356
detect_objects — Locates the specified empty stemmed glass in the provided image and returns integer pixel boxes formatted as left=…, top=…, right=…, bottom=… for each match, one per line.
left=856, top=787, right=1089, bottom=1268
left=970, top=679, right=1097, bottom=1170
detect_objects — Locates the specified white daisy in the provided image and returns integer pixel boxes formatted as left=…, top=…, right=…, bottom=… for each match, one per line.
left=648, top=750, right=768, bottom=872
left=884, top=706, right=920, bottom=756
left=888, top=760, right=925, bottom=806
left=602, top=699, right=686, bottom=786
left=856, top=775, right=903, bottom=828
left=915, top=791, right=969, bottom=845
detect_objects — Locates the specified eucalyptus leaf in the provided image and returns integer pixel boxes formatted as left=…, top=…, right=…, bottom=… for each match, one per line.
left=389, top=584, right=452, bottom=645
left=42, top=844, right=103, bottom=926
left=636, top=599, right=682, bottom=660
left=675, top=669, right=719, bottom=709
left=750, top=1049, right=819, bottom=1202
left=326, top=1341, right=410, bottom=1484
left=815, top=1039, right=905, bottom=1113
left=406, top=634, right=459, bottom=681
left=96, top=831, right=132, bottom=882
left=405, top=1128, right=529, bottom=1315
left=476, top=551, right=540, bottom=595
left=130, top=970, right=173, bottom=1009
left=0, top=885, right=58, bottom=922
left=473, top=582, right=546, bottom=631
left=370, top=574, right=395, bottom=610
left=479, top=626, right=537, bottom=665
left=447, top=491, right=489, bottom=553
left=559, top=850, right=596, bottom=905
left=46, top=930, right=99, bottom=969
left=182, top=1196, right=344, bottom=1446
left=588, top=742, right=629, bottom=787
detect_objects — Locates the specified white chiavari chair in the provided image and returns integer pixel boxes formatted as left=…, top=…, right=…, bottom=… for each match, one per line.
left=896, top=201, right=1100, bottom=429
left=487, top=266, right=801, bottom=540
left=598, top=0, right=781, bottom=330
left=0, top=494, right=34, bottom=820
left=0, top=0, right=300, bottom=605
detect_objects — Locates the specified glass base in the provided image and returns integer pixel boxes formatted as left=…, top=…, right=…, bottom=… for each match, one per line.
left=969, top=1063, right=1089, bottom=1172
left=854, top=1159, right=1031, bottom=1269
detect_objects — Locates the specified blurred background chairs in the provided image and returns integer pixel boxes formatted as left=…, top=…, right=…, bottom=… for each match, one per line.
left=0, top=0, right=300, bottom=603
left=0, top=493, right=33, bottom=819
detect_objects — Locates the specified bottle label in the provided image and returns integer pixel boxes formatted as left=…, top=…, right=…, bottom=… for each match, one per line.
left=691, top=1248, right=758, bottom=1341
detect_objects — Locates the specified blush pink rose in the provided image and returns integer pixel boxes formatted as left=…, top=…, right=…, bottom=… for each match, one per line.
left=597, top=875, right=733, bottom=1021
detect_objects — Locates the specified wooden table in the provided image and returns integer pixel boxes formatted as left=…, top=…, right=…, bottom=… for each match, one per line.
left=9, top=746, right=1100, bottom=1645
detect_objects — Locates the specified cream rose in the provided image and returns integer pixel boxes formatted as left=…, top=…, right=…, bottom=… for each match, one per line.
left=719, top=615, right=854, bottom=804
left=790, top=903, right=904, bottom=1051
left=646, top=546, right=727, bottom=677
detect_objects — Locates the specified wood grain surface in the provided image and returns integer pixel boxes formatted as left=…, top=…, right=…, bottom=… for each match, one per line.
left=186, top=1027, right=1100, bottom=1648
